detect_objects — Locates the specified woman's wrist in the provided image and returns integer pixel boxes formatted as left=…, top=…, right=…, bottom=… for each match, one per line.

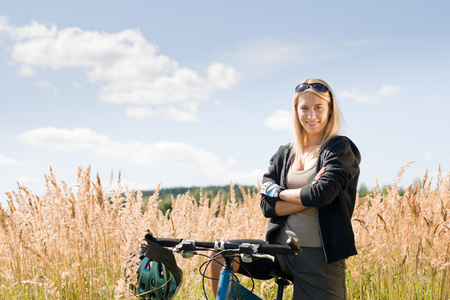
left=279, top=188, right=303, bottom=205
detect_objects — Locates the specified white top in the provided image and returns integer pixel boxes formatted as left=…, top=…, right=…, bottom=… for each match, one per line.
left=276, top=160, right=322, bottom=247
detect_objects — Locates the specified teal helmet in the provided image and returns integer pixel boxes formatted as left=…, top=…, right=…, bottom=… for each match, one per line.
left=135, top=253, right=182, bottom=299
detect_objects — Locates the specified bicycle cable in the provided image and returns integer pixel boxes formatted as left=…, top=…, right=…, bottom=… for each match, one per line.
left=197, top=250, right=257, bottom=300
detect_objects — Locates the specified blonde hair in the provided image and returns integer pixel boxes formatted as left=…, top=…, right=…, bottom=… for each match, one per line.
left=291, top=78, right=341, bottom=159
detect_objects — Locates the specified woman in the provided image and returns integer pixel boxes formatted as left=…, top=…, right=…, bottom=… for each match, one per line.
left=209, top=78, right=361, bottom=299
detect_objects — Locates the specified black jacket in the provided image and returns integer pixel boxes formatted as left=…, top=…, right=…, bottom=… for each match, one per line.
left=260, top=136, right=361, bottom=263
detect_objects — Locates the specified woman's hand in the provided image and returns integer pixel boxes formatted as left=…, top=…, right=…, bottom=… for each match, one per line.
left=260, top=182, right=285, bottom=199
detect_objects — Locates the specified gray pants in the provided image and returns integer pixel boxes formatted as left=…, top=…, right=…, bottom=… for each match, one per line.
left=278, top=247, right=347, bottom=299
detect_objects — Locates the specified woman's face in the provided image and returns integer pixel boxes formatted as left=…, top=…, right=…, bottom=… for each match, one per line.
left=297, top=92, right=331, bottom=142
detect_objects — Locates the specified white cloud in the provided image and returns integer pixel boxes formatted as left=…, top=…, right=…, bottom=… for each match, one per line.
left=18, top=127, right=262, bottom=184
left=164, top=103, right=199, bottom=122
left=17, top=176, right=42, bottom=185
left=0, top=17, right=238, bottom=122
left=227, top=38, right=380, bottom=78
left=126, top=103, right=199, bottom=122
left=37, top=81, right=59, bottom=94
left=380, top=85, right=401, bottom=96
left=7, top=20, right=58, bottom=40
left=113, top=178, right=156, bottom=192
left=126, top=106, right=154, bottom=120
left=0, top=16, right=13, bottom=36
left=228, top=39, right=329, bottom=78
left=19, top=127, right=110, bottom=151
left=207, top=62, right=239, bottom=89
left=0, top=154, right=33, bottom=167
left=338, top=87, right=374, bottom=103
left=234, top=40, right=304, bottom=66
left=338, top=85, right=401, bottom=103
left=264, top=109, right=292, bottom=131
left=424, top=152, right=436, bottom=162
left=19, top=64, right=34, bottom=76
left=72, top=81, right=83, bottom=89
left=341, top=39, right=381, bottom=47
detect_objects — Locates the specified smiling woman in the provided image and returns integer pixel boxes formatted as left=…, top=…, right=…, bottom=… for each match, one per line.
left=292, top=79, right=341, bottom=161
left=209, top=78, right=362, bottom=299
left=260, top=79, right=360, bottom=299
left=296, top=93, right=331, bottom=152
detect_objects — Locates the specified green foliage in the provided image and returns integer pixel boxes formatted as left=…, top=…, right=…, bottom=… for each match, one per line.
left=358, top=183, right=371, bottom=197
left=138, top=183, right=405, bottom=214
left=141, top=185, right=257, bottom=214
left=358, top=183, right=406, bottom=198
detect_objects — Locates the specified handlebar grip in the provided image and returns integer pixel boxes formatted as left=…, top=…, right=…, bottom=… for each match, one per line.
left=153, top=238, right=183, bottom=248
left=258, top=243, right=298, bottom=255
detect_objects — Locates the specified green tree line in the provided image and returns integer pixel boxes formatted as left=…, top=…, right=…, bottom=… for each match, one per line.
left=141, top=185, right=256, bottom=214
left=140, top=184, right=407, bottom=214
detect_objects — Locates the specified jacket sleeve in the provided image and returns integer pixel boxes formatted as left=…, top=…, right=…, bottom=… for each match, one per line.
left=300, top=137, right=361, bottom=207
left=260, top=145, right=288, bottom=218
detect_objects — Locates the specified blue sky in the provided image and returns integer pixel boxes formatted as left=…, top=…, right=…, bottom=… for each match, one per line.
left=1, top=0, right=449, bottom=205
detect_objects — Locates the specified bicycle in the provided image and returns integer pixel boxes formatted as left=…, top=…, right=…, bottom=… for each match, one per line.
left=139, top=233, right=300, bottom=300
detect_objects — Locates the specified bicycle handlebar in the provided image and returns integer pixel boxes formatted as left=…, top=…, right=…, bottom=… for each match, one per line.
left=151, top=237, right=300, bottom=256
left=141, top=233, right=300, bottom=299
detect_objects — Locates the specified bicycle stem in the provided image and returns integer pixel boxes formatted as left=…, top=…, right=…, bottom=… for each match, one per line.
left=216, top=255, right=235, bottom=299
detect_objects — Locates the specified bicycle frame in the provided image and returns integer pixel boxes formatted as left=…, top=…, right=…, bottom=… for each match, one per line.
left=216, top=256, right=262, bottom=300
left=217, top=268, right=262, bottom=300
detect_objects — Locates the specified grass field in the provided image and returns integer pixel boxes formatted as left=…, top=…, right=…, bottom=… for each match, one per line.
left=0, top=164, right=449, bottom=299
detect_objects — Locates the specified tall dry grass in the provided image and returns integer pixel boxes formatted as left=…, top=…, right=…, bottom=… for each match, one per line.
left=0, top=164, right=449, bottom=299
left=348, top=163, right=450, bottom=299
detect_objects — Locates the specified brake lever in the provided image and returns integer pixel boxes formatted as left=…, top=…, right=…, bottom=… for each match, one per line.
left=287, top=236, right=301, bottom=254
left=239, top=243, right=276, bottom=263
left=173, top=240, right=197, bottom=258
left=252, top=253, right=275, bottom=262
left=239, top=243, right=257, bottom=263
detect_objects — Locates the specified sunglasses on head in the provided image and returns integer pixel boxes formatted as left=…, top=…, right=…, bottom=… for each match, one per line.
left=295, top=82, right=330, bottom=93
